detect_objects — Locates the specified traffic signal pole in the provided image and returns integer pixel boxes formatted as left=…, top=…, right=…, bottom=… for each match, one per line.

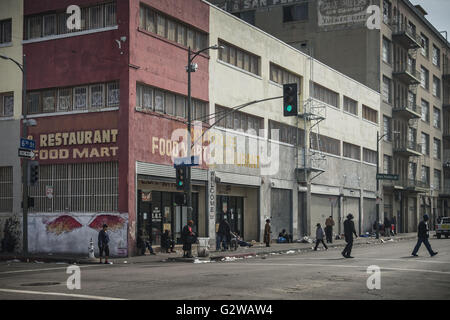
left=22, top=55, right=28, bottom=254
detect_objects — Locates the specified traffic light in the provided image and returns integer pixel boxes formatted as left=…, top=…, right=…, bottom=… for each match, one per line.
left=283, top=83, right=298, bottom=116
left=28, top=161, right=39, bottom=186
left=175, top=166, right=187, bottom=190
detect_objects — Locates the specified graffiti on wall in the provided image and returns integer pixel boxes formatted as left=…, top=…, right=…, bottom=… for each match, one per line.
left=30, top=213, right=128, bottom=256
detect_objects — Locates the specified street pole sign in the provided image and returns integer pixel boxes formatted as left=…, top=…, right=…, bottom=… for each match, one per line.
left=18, top=148, right=35, bottom=159
left=20, top=138, right=36, bottom=150
left=376, top=174, right=399, bottom=180
left=174, top=155, right=199, bottom=167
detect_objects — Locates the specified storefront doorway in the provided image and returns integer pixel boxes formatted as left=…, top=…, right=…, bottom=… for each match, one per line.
left=137, top=190, right=198, bottom=246
left=216, top=195, right=244, bottom=235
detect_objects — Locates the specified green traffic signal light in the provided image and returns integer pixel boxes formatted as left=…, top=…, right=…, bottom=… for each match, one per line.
left=283, top=83, right=298, bottom=117
left=286, top=105, right=292, bottom=112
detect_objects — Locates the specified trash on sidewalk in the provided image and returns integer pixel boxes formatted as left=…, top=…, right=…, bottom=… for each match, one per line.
left=194, top=259, right=211, bottom=264
left=6, top=259, right=21, bottom=263
left=285, top=250, right=295, bottom=254
left=298, top=236, right=313, bottom=244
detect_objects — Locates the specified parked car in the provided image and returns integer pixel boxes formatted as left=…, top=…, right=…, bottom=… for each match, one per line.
left=436, top=217, right=450, bottom=239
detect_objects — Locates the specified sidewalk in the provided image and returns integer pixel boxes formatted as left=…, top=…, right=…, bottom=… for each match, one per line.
left=0, top=232, right=418, bottom=265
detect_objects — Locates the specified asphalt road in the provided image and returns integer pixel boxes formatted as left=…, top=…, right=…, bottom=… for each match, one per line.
left=0, top=238, right=449, bottom=300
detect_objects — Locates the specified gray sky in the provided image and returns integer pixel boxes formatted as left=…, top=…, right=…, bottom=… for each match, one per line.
left=410, top=0, right=450, bottom=41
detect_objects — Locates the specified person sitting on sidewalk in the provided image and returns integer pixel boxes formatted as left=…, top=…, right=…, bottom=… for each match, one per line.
left=278, top=229, right=293, bottom=243
left=233, top=231, right=253, bottom=247
left=161, top=230, right=176, bottom=253
left=139, top=228, right=156, bottom=256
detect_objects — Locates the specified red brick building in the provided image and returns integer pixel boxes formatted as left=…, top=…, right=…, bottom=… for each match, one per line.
left=23, top=0, right=210, bottom=256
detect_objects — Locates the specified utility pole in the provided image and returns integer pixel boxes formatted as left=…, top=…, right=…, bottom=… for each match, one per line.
left=376, top=131, right=380, bottom=239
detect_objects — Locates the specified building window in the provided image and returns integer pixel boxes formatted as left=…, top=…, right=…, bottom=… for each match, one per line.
left=432, top=45, right=441, bottom=67
left=28, top=162, right=118, bottom=212
left=0, top=19, right=12, bottom=44
left=0, top=167, right=13, bottom=212
left=343, top=96, right=358, bottom=116
left=312, top=82, right=339, bottom=108
left=382, top=76, right=391, bottom=103
left=216, top=105, right=264, bottom=136
left=409, top=127, right=417, bottom=146
left=421, top=166, right=430, bottom=185
left=90, top=84, right=105, bottom=108
left=409, top=162, right=417, bottom=180
left=136, top=83, right=207, bottom=123
left=383, top=0, right=391, bottom=24
left=343, top=142, right=361, bottom=161
left=42, top=90, right=56, bottom=113
left=383, top=116, right=392, bottom=141
left=434, top=169, right=441, bottom=191
left=421, top=99, right=429, bottom=122
left=383, top=155, right=392, bottom=174
left=140, top=4, right=207, bottom=52
left=363, top=148, right=377, bottom=164
left=362, top=105, right=378, bottom=124
left=382, top=37, right=391, bottom=64
left=270, top=63, right=301, bottom=86
left=283, top=3, right=308, bottom=22
left=27, top=82, right=118, bottom=115
left=432, top=76, right=441, bottom=98
left=268, top=120, right=304, bottom=146
left=420, top=33, right=429, bottom=58
left=310, top=132, right=340, bottom=156
left=420, top=66, right=429, bottom=89
left=433, top=107, right=441, bottom=129
left=421, top=132, right=429, bottom=155
left=433, top=138, right=441, bottom=160
left=0, top=92, right=14, bottom=117
left=218, top=40, right=260, bottom=76
left=25, top=2, right=117, bottom=40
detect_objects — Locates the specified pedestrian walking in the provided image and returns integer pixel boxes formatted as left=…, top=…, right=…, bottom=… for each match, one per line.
left=325, top=216, right=335, bottom=243
left=342, top=214, right=358, bottom=258
left=264, top=219, right=272, bottom=247
left=384, top=216, right=391, bottom=237
left=314, top=223, right=328, bottom=251
left=181, top=220, right=196, bottom=258
left=217, top=218, right=231, bottom=251
left=98, top=224, right=111, bottom=264
left=411, top=214, right=438, bottom=257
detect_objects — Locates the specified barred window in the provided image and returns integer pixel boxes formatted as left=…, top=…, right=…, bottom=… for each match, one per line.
left=434, top=169, right=441, bottom=190
left=421, top=132, right=429, bottom=155
left=270, top=63, right=301, bottom=86
left=362, top=105, right=378, bottom=124
left=218, top=40, right=260, bottom=76
left=0, top=19, right=12, bottom=44
left=433, top=138, right=441, bottom=160
left=268, top=120, right=304, bottom=146
left=0, top=167, right=13, bottom=212
left=312, top=82, right=339, bottom=108
left=421, top=99, right=429, bottom=122
left=0, top=92, right=14, bottom=117
left=363, top=148, right=377, bottom=164
left=136, top=83, right=208, bottom=123
left=343, top=142, right=361, bottom=160
left=28, top=162, right=118, bottom=213
left=433, top=107, right=441, bottom=129
left=140, top=4, right=207, bottom=52
left=25, top=2, right=116, bottom=40
left=216, top=105, right=264, bottom=136
left=343, top=96, right=358, bottom=116
left=310, top=132, right=340, bottom=156
left=28, top=81, right=119, bottom=115
left=383, top=155, right=392, bottom=174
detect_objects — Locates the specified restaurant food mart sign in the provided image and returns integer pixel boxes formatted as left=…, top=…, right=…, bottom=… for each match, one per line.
left=318, top=0, right=375, bottom=30
left=217, top=0, right=306, bottom=12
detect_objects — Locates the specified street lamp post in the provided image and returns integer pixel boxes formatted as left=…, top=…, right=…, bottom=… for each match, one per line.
left=186, top=45, right=222, bottom=220
left=0, top=54, right=28, bottom=253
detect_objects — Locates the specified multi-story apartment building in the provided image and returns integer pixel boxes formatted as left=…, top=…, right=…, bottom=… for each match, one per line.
left=0, top=0, right=23, bottom=250
left=0, top=0, right=379, bottom=255
left=211, top=0, right=450, bottom=232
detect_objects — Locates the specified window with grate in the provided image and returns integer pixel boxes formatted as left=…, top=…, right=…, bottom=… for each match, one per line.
left=270, top=63, right=301, bottom=86
left=362, top=105, right=378, bottom=123
left=28, top=162, right=118, bottom=213
left=383, top=155, right=392, bottom=174
left=42, top=90, right=56, bottom=113
left=343, top=96, right=358, bottom=116
left=363, top=148, right=377, bottom=164
left=0, top=92, right=14, bottom=117
left=218, top=40, right=261, bottom=76
left=343, top=142, right=361, bottom=160
left=269, top=119, right=304, bottom=145
left=0, top=19, right=12, bottom=44
left=0, top=167, right=13, bottom=212
left=216, top=105, right=264, bottom=136
left=310, top=132, right=340, bottom=156
left=312, top=82, right=339, bottom=108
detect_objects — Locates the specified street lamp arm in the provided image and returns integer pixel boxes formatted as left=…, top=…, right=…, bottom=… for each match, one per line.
left=189, top=45, right=222, bottom=63
left=0, top=54, right=24, bottom=72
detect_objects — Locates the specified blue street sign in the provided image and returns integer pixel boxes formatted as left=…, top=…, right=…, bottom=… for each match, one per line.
left=20, top=138, right=36, bottom=150
left=174, top=156, right=199, bottom=167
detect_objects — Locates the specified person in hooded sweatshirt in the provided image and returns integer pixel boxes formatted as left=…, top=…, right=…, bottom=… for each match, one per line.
left=412, top=214, right=438, bottom=257
left=314, top=223, right=328, bottom=251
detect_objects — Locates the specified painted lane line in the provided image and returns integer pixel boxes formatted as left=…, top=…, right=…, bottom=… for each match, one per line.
left=270, top=257, right=450, bottom=264
left=0, top=264, right=107, bottom=275
left=0, top=288, right=126, bottom=300
left=222, top=262, right=450, bottom=275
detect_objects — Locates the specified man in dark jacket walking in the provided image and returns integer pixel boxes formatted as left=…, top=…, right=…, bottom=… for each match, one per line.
left=412, top=214, right=438, bottom=257
left=217, top=218, right=231, bottom=251
left=98, top=224, right=110, bottom=264
left=342, top=214, right=358, bottom=258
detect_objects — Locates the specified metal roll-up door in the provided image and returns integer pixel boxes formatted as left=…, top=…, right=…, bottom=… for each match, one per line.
left=270, top=188, right=292, bottom=239
left=363, top=198, right=376, bottom=234
left=343, top=197, right=360, bottom=234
